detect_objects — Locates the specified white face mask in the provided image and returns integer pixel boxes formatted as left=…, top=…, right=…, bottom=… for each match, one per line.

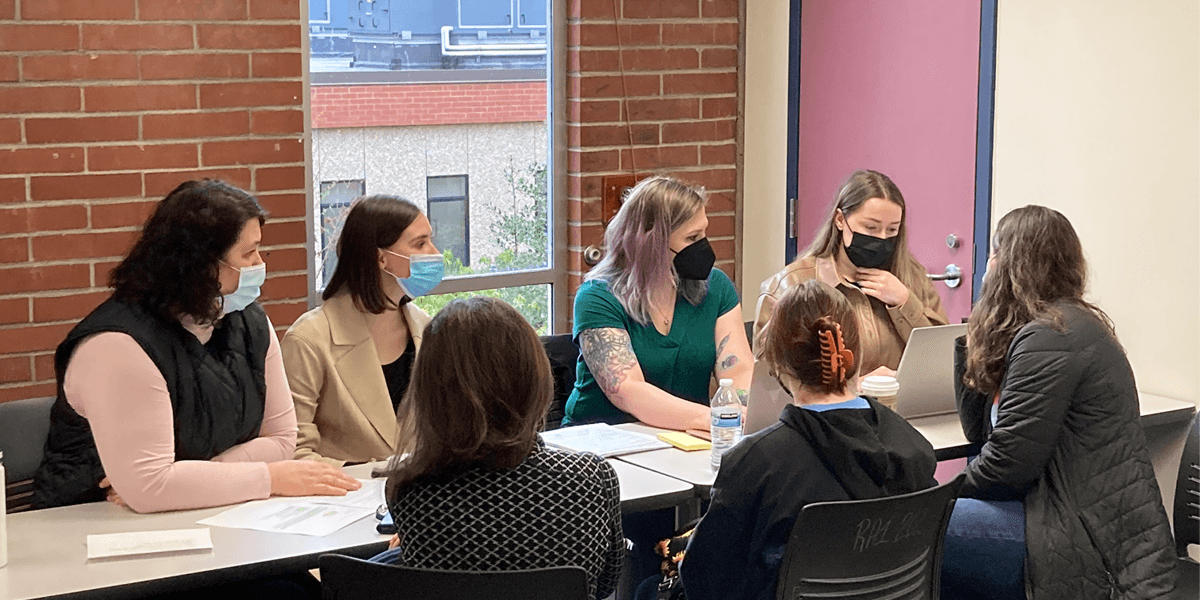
left=221, top=261, right=266, bottom=314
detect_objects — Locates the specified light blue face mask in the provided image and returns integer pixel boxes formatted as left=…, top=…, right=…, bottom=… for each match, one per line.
left=221, top=261, right=266, bottom=315
left=384, top=250, right=445, bottom=299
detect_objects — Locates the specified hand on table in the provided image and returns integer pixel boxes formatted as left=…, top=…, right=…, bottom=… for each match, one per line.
left=855, top=268, right=910, bottom=307
left=268, top=460, right=362, bottom=497
left=388, top=534, right=401, bottom=550
left=685, top=429, right=712, bottom=441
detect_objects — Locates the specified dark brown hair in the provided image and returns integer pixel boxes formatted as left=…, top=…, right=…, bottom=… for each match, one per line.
left=384, top=296, right=554, bottom=501
left=322, top=195, right=422, bottom=313
left=762, top=279, right=861, bottom=395
left=802, top=169, right=927, bottom=290
left=109, top=179, right=265, bottom=325
left=964, top=205, right=1112, bottom=393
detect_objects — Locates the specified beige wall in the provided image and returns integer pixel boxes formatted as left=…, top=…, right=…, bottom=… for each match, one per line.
left=991, top=0, right=1200, bottom=407
left=740, top=0, right=790, bottom=320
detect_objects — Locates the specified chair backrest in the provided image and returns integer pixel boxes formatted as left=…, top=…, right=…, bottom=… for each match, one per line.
left=1174, top=411, right=1199, bottom=555
left=776, top=478, right=960, bottom=600
left=744, top=320, right=756, bottom=352
left=540, top=333, right=579, bottom=431
left=319, top=554, right=590, bottom=600
left=0, top=396, right=55, bottom=513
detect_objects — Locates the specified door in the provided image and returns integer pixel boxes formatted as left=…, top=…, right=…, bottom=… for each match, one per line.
left=790, top=0, right=988, bottom=323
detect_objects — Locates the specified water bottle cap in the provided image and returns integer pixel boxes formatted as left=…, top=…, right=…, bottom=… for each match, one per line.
left=719, top=378, right=733, bottom=387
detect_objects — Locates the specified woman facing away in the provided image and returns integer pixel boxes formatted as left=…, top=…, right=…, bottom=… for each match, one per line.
left=565, top=175, right=753, bottom=432
left=282, top=196, right=441, bottom=466
left=371, top=297, right=625, bottom=600
left=942, top=205, right=1176, bottom=600
left=33, top=179, right=358, bottom=513
left=680, top=279, right=936, bottom=600
left=755, top=169, right=947, bottom=377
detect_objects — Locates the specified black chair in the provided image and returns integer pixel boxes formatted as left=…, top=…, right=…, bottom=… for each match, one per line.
left=776, top=478, right=960, bottom=600
left=319, top=554, right=589, bottom=600
left=541, top=333, right=579, bottom=431
left=1172, top=412, right=1198, bottom=600
left=0, top=396, right=54, bottom=513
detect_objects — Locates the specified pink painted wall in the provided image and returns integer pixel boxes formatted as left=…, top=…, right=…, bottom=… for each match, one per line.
left=796, top=0, right=981, bottom=322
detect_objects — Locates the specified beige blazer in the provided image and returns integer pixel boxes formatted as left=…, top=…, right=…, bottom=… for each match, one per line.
left=753, top=255, right=948, bottom=374
left=280, top=292, right=431, bottom=466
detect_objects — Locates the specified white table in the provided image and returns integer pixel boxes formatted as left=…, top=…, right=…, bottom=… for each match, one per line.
left=0, top=460, right=695, bottom=600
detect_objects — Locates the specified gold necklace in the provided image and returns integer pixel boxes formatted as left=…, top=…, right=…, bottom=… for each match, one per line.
left=649, top=303, right=671, bottom=328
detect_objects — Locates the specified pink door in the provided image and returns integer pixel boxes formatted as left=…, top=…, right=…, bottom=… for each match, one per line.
left=794, top=0, right=983, bottom=323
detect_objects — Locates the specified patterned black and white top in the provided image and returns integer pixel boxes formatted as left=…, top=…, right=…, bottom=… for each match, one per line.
left=384, top=437, right=624, bottom=600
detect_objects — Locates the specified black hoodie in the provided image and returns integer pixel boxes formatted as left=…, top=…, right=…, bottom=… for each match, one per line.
left=681, top=397, right=937, bottom=600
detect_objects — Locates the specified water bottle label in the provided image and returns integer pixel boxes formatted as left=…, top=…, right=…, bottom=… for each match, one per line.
left=712, top=411, right=741, bottom=428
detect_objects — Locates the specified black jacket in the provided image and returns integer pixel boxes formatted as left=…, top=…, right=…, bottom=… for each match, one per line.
left=955, top=304, right=1177, bottom=599
left=33, top=299, right=270, bottom=509
left=681, top=398, right=937, bottom=600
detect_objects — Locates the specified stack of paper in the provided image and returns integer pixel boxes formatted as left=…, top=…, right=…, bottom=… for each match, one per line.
left=541, top=423, right=670, bottom=457
left=197, top=479, right=384, bottom=537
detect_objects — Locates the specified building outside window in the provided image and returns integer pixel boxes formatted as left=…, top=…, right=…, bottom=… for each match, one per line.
left=307, top=0, right=562, bottom=333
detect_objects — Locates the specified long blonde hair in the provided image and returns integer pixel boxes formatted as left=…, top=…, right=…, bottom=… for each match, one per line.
left=586, top=175, right=708, bottom=326
left=803, top=169, right=927, bottom=290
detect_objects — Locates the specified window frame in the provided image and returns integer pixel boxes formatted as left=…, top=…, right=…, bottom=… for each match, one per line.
left=302, top=0, right=568, bottom=334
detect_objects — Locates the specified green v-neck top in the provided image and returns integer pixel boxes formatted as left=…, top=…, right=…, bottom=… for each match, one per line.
left=563, top=268, right=739, bottom=425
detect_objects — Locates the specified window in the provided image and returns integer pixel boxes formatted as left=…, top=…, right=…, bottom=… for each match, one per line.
left=307, top=0, right=565, bottom=333
left=426, top=175, right=470, bottom=267
left=318, top=179, right=365, bottom=289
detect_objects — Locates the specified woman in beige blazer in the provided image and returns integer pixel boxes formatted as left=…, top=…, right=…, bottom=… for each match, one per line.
left=282, top=196, right=443, bottom=466
left=755, top=170, right=947, bottom=377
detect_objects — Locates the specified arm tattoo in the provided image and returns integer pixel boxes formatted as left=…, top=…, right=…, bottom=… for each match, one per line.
left=716, top=333, right=730, bottom=357
left=580, top=328, right=638, bottom=397
left=719, top=354, right=738, bottom=371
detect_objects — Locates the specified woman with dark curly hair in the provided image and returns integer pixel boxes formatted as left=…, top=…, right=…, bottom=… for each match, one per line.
left=941, top=206, right=1176, bottom=600
left=33, top=179, right=359, bottom=513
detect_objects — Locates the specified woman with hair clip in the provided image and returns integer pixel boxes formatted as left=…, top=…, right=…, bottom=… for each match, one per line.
left=677, top=279, right=936, bottom=600
left=32, top=180, right=360, bottom=511
left=754, top=169, right=947, bottom=376
left=371, top=297, right=625, bottom=600
left=282, top=195, right=442, bottom=466
left=564, top=175, right=753, bottom=432
left=941, top=206, right=1176, bottom=600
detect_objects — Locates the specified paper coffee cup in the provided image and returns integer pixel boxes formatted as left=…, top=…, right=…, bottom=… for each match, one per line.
left=861, top=375, right=900, bottom=410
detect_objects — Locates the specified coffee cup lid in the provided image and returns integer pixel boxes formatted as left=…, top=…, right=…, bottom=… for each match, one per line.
left=861, top=375, right=900, bottom=396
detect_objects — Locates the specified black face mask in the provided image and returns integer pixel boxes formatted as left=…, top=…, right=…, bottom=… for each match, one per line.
left=672, top=238, right=716, bottom=281
left=843, top=230, right=896, bottom=269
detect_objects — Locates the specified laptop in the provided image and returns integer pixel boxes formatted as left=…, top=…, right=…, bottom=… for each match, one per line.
left=892, top=323, right=968, bottom=419
left=743, top=323, right=967, bottom=433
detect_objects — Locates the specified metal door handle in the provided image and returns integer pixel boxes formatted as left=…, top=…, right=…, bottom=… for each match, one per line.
left=928, top=264, right=962, bottom=288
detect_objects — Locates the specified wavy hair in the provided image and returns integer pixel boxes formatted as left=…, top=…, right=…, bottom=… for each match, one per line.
left=762, top=280, right=861, bottom=395
left=585, top=175, right=708, bottom=326
left=384, top=297, right=553, bottom=500
left=964, top=205, right=1113, bottom=393
left=109, top=179, right=265, bottom=325
left=323, top=195, right=422, bottom=313
left=801, top=169, right=927, bottom=289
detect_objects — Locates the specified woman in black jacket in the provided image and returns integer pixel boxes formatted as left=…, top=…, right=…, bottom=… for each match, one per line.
left=943, top=205, right=1176, bottom=600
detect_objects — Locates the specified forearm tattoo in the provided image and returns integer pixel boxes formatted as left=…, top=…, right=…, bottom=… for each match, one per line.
left=716, top=334, right=730, bottom=357
left=719, top=354, right=738, bottom=371
left=715, top=333, right=738, bottom=372
left=580, top=328, right=638, bottom=397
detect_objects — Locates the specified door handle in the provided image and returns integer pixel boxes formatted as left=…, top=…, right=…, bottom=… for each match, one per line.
left=928, top=264, right=962, bottom=288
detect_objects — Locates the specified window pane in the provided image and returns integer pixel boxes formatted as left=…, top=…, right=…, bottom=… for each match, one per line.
left=428, top=197, right=469, bottom=266
left=427, top=174, right=466, bottom=199
left=318, top=180, right=364, bottom=289
left=412, top=284, right=551, bottom=335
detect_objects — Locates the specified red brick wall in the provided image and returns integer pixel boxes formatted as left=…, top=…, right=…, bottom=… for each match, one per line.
left=0, top=0, right=308, bottom=404
left=311, top=82, right=547, bottom=129
left=566, top=0, right=742, bottom=295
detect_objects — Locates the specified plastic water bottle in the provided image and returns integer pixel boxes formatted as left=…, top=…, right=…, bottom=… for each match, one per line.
left=710, top=379, right=743, bottom=472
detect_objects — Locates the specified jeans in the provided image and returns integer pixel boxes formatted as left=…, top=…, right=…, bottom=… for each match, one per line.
left=940, top=498, right=1026, bottom=600
left=369, top=546, right=405, bottom=564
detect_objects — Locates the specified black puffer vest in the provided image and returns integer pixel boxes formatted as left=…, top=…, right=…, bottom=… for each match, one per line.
left=32, top=298, right=269, bottom=509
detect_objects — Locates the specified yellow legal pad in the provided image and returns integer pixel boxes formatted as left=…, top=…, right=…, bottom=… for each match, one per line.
left=657, top=431, right=712, bottom=451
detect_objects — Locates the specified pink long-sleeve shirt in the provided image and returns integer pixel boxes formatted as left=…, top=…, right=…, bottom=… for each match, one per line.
left=63, top=319, right=298, bottom=513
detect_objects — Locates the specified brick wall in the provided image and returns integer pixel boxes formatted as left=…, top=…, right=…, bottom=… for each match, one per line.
left=311, top=81, right=547, bottom=129
left=565, top=0, right=742, bottom=295
left=0, top=0, right=308, bottom=404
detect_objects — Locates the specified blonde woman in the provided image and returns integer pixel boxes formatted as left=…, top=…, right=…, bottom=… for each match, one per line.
left=564, top=176, right=753, bottom=432
left=755, top=169, right=947, bottom=376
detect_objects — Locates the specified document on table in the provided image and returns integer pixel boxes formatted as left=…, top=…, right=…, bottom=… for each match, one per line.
left=541, top=423, right=670, bottom=457
left=197, top=479, right=383, bottom=537
left=87, top=528, right=213, bottom=560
